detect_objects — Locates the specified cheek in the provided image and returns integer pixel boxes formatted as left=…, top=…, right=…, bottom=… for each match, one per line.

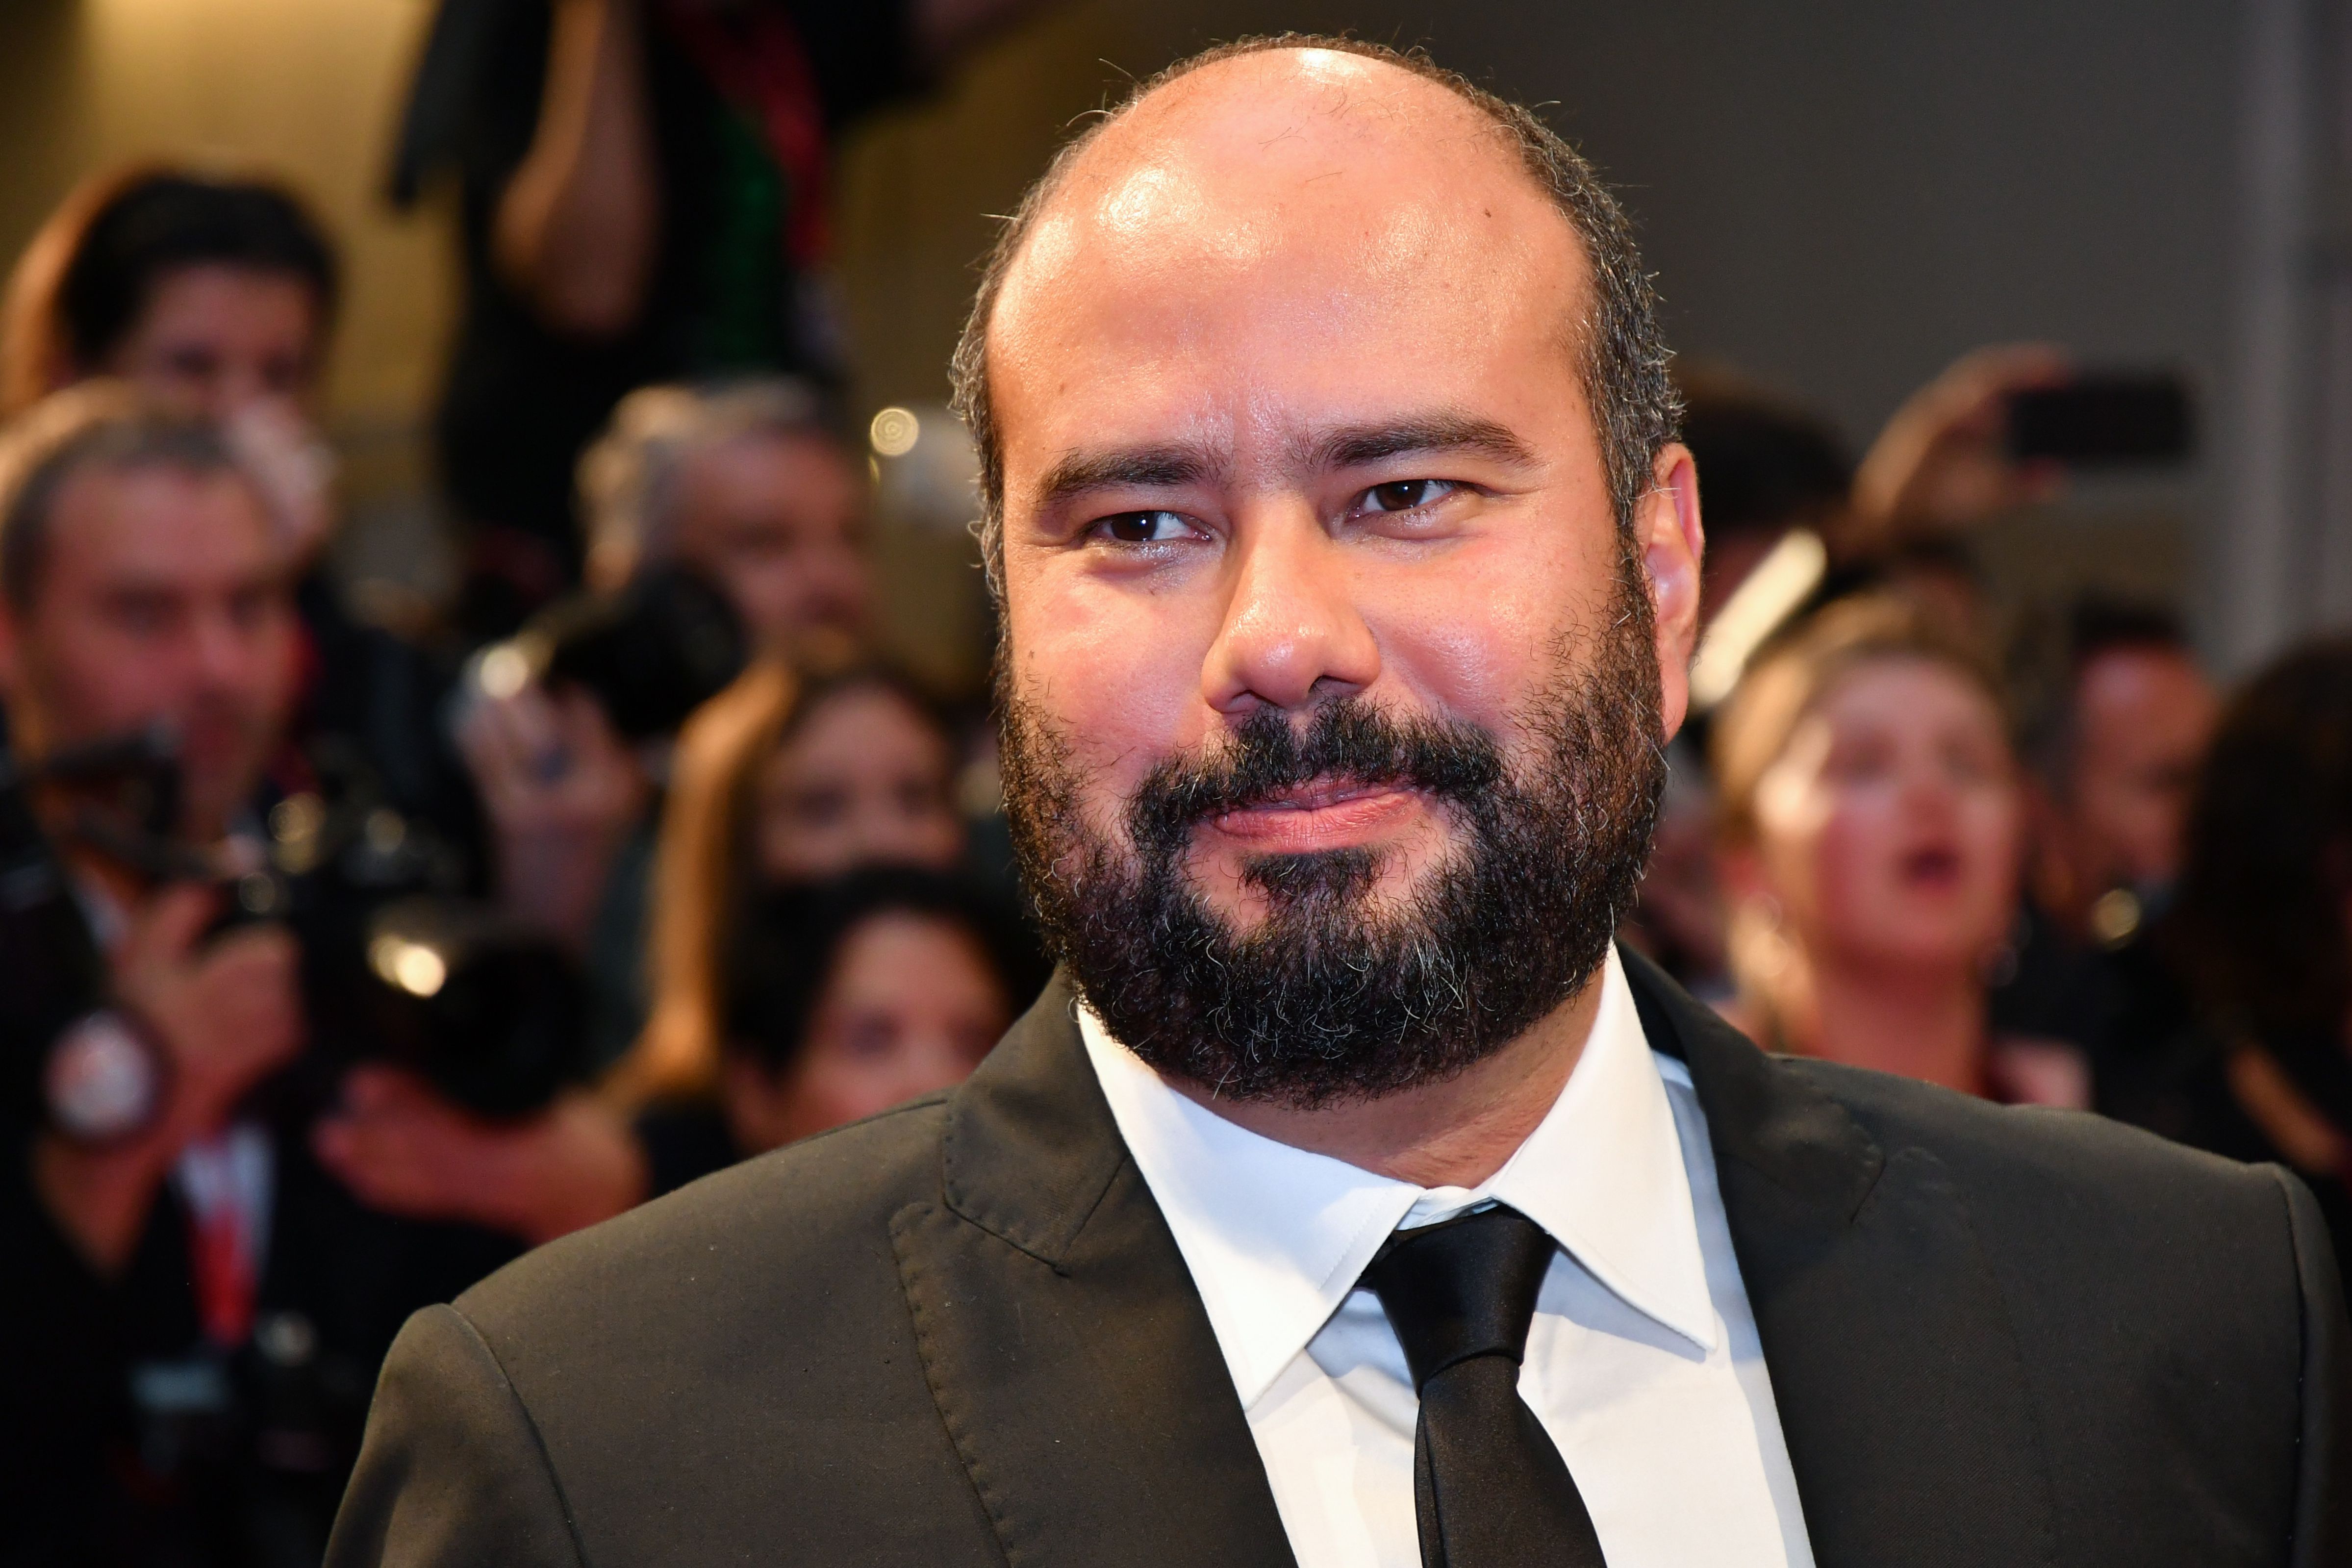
left=1007, top=574, right=1205, bottom=799
left=1363, top=527, right=1618, bottom=738
left=1796, top=787, right=1901, bottom=925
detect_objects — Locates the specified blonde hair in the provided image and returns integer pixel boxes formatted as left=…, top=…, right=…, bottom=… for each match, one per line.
left=1709, top=595, right=2009, bottom=1037
left=1711, top=594, right=2004, bottom=848
left=609, top=659, right=802, bottom=1105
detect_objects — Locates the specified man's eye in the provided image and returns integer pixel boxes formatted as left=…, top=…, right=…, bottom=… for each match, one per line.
left=1095, top=510, right=1192, bottom=544
left=1361, top=479, right=1459, bottom=513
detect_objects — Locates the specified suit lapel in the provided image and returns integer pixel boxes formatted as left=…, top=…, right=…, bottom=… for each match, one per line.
left=1621, top=947, right=2058, bottom=1568
left=890, top=974, right=1299, bottom=1568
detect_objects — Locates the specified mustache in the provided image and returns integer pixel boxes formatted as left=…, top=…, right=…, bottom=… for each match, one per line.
left=1126, top=699, right=1506, bottom=859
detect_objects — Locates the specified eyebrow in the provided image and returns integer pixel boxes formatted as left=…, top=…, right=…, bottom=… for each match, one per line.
left=1030, top=411, right=1539, bottom=516
left=1308, top=413, right=1539, bottom=471
left=1033, top=443, right=1226, bottom=513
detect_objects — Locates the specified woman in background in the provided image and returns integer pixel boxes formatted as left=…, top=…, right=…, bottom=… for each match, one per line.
left=638, top=866, right=1038, bottom=1196
left=1711, top=596, right=2086, bottom=1105
left=620, top=657, right=972, bottom=1106
left=318, top=658, right=988, bottom=1239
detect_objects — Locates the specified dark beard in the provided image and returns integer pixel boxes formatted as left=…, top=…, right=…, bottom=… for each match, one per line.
left=998, top=553, right=1667, bottom=1111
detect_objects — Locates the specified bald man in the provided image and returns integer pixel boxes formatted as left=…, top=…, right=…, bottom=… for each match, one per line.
left=328, top=39, right=2347, bottom=1568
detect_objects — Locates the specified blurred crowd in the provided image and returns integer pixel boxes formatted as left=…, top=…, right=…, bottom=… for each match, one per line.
left=0, top=5, right=2347, bottom=1568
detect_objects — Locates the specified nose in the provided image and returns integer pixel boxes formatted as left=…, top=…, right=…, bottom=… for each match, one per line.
left=1200, top=504, right=1380, bottom=716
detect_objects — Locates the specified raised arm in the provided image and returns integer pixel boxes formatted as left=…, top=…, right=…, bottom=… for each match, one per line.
left=493, top=0, right=660, bottom=340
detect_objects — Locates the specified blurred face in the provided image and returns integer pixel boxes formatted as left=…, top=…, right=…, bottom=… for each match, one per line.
left=2063, top=645, right=2216, bottom=890
left=0, top=463, right=296, bottom=839
left=671, top=432, right=871, bottom=658
left=1748, top=658, right=2020, bottom=974
left=101, top=265, right=324, bottom=417
left=753, top=683, right=962, bottom=882
left=723, top=911, right=1010, bottom=1152
left=986, top=51, right=1700, bottom=1104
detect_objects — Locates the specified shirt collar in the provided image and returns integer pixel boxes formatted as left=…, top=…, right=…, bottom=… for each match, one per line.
left=1078, top=946, right=1719, bottom=1409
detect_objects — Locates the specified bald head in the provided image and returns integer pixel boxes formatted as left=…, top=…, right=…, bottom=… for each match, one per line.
left=951, top=37, right=1676, bottom=594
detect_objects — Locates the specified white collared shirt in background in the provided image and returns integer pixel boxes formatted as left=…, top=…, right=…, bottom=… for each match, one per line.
left=1079, top=947, right=1817, bottom=1568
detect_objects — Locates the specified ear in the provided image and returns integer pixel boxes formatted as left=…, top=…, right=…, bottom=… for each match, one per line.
left=1638, top=442, right=1703, bottom=739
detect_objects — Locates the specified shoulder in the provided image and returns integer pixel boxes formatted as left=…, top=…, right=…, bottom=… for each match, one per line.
left=454, top=1092, right=952, bottom=1352
left=1782, top=1056, right=2326, bottom=1360
left=1793, top=1053, right=2293, bottom=1232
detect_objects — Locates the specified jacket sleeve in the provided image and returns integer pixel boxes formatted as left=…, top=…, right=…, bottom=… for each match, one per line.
left=326, top=1304, right=584, bottom=1568
left=2279, top=1169, right=2352, bottom=1568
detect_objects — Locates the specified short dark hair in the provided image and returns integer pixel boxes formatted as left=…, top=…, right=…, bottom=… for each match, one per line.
left=2014, top=595, right=2197, bottom=785
left=55, top=172, right=338, bottom=373
left=0, top=384, right=262, bottom=612
left=2169, top=638, right=2352, bottom=1039
left=1675, top=372, right=1852, bottom=541
left=721, top=866, right=1044, bottom=1077
left=947, top=34, right=1680, bottom=598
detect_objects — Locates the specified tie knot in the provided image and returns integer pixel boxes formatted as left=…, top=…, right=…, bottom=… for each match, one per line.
left=1362, top=1204, right=1557, bottom=1393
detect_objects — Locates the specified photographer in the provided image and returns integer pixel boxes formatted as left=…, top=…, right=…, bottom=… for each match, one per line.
left=456, top=379, right=868, bottom=1017
left=0, top=390, right=521, bottom=1568
left=0, top=165, right=485, bottom=876
left=305, top=382, right=879, bottom=1248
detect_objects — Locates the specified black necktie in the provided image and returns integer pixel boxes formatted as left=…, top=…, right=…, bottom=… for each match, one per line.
left=1362, top=1204, right=1608, bottom=1568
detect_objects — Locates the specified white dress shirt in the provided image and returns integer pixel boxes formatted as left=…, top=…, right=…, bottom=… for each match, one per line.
left=1078, top=947, right=1817, bottom=1568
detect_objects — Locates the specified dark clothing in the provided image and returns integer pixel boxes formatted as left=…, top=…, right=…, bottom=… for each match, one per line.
left=0, top=1111, right=520, bottom=1568
left=632, top=1099, right=739, bottom=1200
left=1989, top=897, right=2119, bottom=1050
left=288, top=574, right=481, bottom=883
left=2104, top=1018, right=2352, bottom=1299
left=329, top=950, right=2349, bottom=1568
left=400, top=0, right=917, bottom=618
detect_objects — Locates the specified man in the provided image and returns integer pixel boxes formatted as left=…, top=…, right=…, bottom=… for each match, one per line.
left=1995, top=600, right=2221, bottom=1057
left=2, top=165, right=485, bottom=890
left=0, top=391, right=516, bottom=1568
left=455, top=378, right=870, bottom=996
left=331, top=38, right=2348, bottom=1568
left=2022, top=599, right=2218, bottom=945
left=312, top=381, right=880, bottom=1247
left=575, top=377, right=870, bottom=660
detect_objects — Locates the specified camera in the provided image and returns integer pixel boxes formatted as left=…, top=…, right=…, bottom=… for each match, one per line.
left=0, top=729, right=591, bottom=1139
left=472, top=564, right=747, bottom=740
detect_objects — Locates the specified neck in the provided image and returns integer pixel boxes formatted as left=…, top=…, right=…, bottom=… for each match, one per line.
left=1769, top=945, right=1986, bottom=1094
left=1167, top=967, right=1606, bottom=1188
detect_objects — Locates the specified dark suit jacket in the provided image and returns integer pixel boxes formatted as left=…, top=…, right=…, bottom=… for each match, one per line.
left=327, top=951, right=2351, bottom=1567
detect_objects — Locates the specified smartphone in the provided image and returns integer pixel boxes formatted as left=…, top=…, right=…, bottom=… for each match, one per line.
left=2004, top=374, right=2193, bottom=465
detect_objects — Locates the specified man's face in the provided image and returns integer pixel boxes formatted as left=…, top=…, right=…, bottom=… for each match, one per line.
left=0, top=463, right=296, bottom=840
left=670, top=431, right=871, bottom=659
left=104, top=264, right=324, bottom=419
left=987, top=51, right=1701, bottom=1102
left=2064, top=645, right=2217, bottom=891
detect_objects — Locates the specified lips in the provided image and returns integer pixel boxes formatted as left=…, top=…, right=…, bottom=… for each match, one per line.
left=1897, top=843, right=1965, bottom=888
left=1205, top=775, right=1425, bottom=852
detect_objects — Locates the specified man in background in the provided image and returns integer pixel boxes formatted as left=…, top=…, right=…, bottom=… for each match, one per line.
left=1997, top=598, right=2219, bottom=1057
left=0, top=392, right=521, bottom=1568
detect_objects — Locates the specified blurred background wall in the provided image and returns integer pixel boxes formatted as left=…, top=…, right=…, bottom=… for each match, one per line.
left=1, top=0, right=2342, bottom=689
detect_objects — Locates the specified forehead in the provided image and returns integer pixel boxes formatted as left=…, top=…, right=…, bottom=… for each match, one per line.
left=1815, top=656, right=2002, bottom=733
left=988, top=51, right=1590, bottom=469
left=47, top=460, right=274, bottom=582
left=681, top=429, right=854, bottom=498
